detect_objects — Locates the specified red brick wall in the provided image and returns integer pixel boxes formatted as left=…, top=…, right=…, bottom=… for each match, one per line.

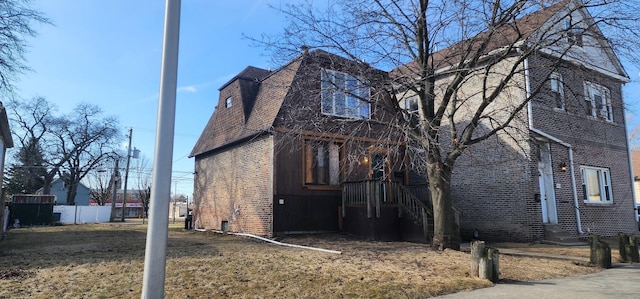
left=193, top=135, right=274, bottom=237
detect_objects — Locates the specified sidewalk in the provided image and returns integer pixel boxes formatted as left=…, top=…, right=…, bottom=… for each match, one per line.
left=435, top=247, right=640, bottom=299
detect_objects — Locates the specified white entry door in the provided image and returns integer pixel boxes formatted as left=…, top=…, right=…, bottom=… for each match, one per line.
left=538, top=142, right=558, bottom=224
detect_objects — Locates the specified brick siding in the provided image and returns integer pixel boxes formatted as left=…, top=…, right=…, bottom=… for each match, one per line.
left=193, top=135, right=274, bottom=237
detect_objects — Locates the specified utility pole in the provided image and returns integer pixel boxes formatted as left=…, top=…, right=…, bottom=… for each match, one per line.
left=110, top=158, right=120, bottom=222
left=121, top=128, right=133, bottom=222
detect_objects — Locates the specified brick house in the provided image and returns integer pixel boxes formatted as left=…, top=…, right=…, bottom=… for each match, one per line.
left=394, top=0, right=637, bottom=242
left=192, top=0, right=637, bottom=243
left=190, top=50, right=433, bottom=241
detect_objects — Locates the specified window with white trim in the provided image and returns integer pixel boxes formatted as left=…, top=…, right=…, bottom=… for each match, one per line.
left=225, top=96, right=232, bottom=108
left=565, top=19, right=583, bottom=47
left=581, top=166, right=613, bottom=204
left=584, top=82, right=612, bottom=121
left=321, top=69, right=370, bottom=119
left=405, top=95, right=419, bottom=113
left=549, top=72, right=564, bottom=110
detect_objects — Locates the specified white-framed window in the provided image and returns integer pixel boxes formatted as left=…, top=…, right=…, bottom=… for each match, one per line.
left=584, top=81, right=612, bottom=121
left=405, top=95, right=419, bottom=113
left=549, top=72, right=564, bottom=110
left=225, top=96, right=232, bottom=108
left=321, top=69, right=370, bottom=119
left=581, top=166, right=613, bottom=204
left=303, top=138, right=343, bottom=186
left=565, top=19, right=583, bottom=47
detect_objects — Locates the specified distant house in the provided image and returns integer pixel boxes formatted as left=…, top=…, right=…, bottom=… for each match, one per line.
left=0, top=101, right=14, bottom=237
left=91, top=189, right=146, bottom=218
left=39, top=178, right=91, bottom=206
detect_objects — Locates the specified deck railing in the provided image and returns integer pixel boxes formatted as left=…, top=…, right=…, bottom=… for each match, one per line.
left=342, top=180, right=432, bottom=221
left=342, top=181, right=462, bottom=238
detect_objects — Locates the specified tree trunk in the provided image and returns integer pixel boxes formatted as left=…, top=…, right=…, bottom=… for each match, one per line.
left=427, top=161, right=460, bottom=250
left=41, top=174, right=54, bottom=195
left=66, top=182, right=78, bottom=206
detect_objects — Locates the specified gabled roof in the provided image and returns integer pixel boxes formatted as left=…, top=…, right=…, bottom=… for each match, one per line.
left=189, top=56, right=303, bottom=157
left=36, top=177, right=90, bottom=194
left=394, top=0, right=627, bottom=81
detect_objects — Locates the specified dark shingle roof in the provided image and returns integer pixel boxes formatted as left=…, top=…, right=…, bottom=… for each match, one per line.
left=190, top=58, right=302, bottom=157
left=393, top=0, right=569, bottom=77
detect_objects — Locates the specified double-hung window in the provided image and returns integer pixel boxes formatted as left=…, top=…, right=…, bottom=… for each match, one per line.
left=303, top=139, right=344, bottom=186
left=581, top=166, right=613, bottom=204
left=321, top=69, right=370, bottom=119
left=584, top=82, right=612, bottom=121
left=549, top=72, right=564, bottom=110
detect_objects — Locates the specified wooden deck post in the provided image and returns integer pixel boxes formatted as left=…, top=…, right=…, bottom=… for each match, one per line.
left=342, top=184, right=347, bottom=218
left=366, top=181, right=372, bottom=218
left=375, top=181, right=381, bottom=218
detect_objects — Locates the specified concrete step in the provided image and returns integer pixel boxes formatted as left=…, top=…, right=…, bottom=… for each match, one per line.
left=543, top=224, right=585, bottom=246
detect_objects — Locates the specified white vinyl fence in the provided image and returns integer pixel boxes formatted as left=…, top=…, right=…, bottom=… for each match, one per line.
left=53, top=205, right=112, bottom=224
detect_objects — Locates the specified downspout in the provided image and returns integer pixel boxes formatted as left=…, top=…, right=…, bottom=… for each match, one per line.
left=524, top=57, right=584, bottom=234
left=622, top=84, right=639, bottom=223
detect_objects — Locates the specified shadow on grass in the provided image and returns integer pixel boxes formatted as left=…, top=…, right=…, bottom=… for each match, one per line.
left=0, top=224, right=220, bottom=271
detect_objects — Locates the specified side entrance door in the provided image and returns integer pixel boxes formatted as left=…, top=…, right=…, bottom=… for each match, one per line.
left=538, top=142, right=558, bottom=224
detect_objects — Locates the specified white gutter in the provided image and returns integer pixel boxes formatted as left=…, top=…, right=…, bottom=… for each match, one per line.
left=524, top=57, right=584, bottom=234
left=192, top=219, right=342, bottom=254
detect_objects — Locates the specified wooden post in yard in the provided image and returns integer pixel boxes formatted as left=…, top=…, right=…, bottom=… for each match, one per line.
left=589, top=234, right=611, bottom=268
left=470, top=241, right=485, bottom=278
left=471, top=240, right=499, bottom=282
left=619, top=233, right=639, bottom=263
left=629, top=235, right=640, bottom=263
left=618, top=232, right=629, bottom=263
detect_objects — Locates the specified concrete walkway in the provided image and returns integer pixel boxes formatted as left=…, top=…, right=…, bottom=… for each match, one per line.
left=435, top=248, right=640, bottom=299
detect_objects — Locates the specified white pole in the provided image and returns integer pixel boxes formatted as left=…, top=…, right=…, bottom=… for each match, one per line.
left=141, top=0, right=181, bottom=298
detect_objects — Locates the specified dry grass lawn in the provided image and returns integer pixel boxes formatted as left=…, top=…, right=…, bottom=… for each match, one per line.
left=0, top=223, right=600, bottom=298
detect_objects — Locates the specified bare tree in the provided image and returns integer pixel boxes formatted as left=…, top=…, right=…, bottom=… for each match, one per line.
left=0, top=0, right=49, bottom=95
left=56, top=103, right=120, bottom=205
left=6, top=97, right=56, bottom=193
left=256, top=0, right=640, bottom=249
left=133, top=156, right=151, bottom=219
left=7, top=98, right=122, bottom=204
left=87, top=156, right=121, bottom=206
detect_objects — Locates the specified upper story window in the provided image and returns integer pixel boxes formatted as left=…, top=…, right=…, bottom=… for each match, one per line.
left=565, top=19, right=583, bottom=47
left=581, top=166, right=613, bottom=204
left=405, top=96, right=419, bottom=113
left=549, top=72, right=564, bottom=110
left=584, top=81, right=612, bottom=121
left=225, top=96, right=232, bottom=108
left=321, top=69, right=370, bottom=119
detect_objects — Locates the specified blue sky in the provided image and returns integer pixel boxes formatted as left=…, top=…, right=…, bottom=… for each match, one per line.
left=12, top=1, right=640, bottom=198
left=14, top=0, right=291, bottom=197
